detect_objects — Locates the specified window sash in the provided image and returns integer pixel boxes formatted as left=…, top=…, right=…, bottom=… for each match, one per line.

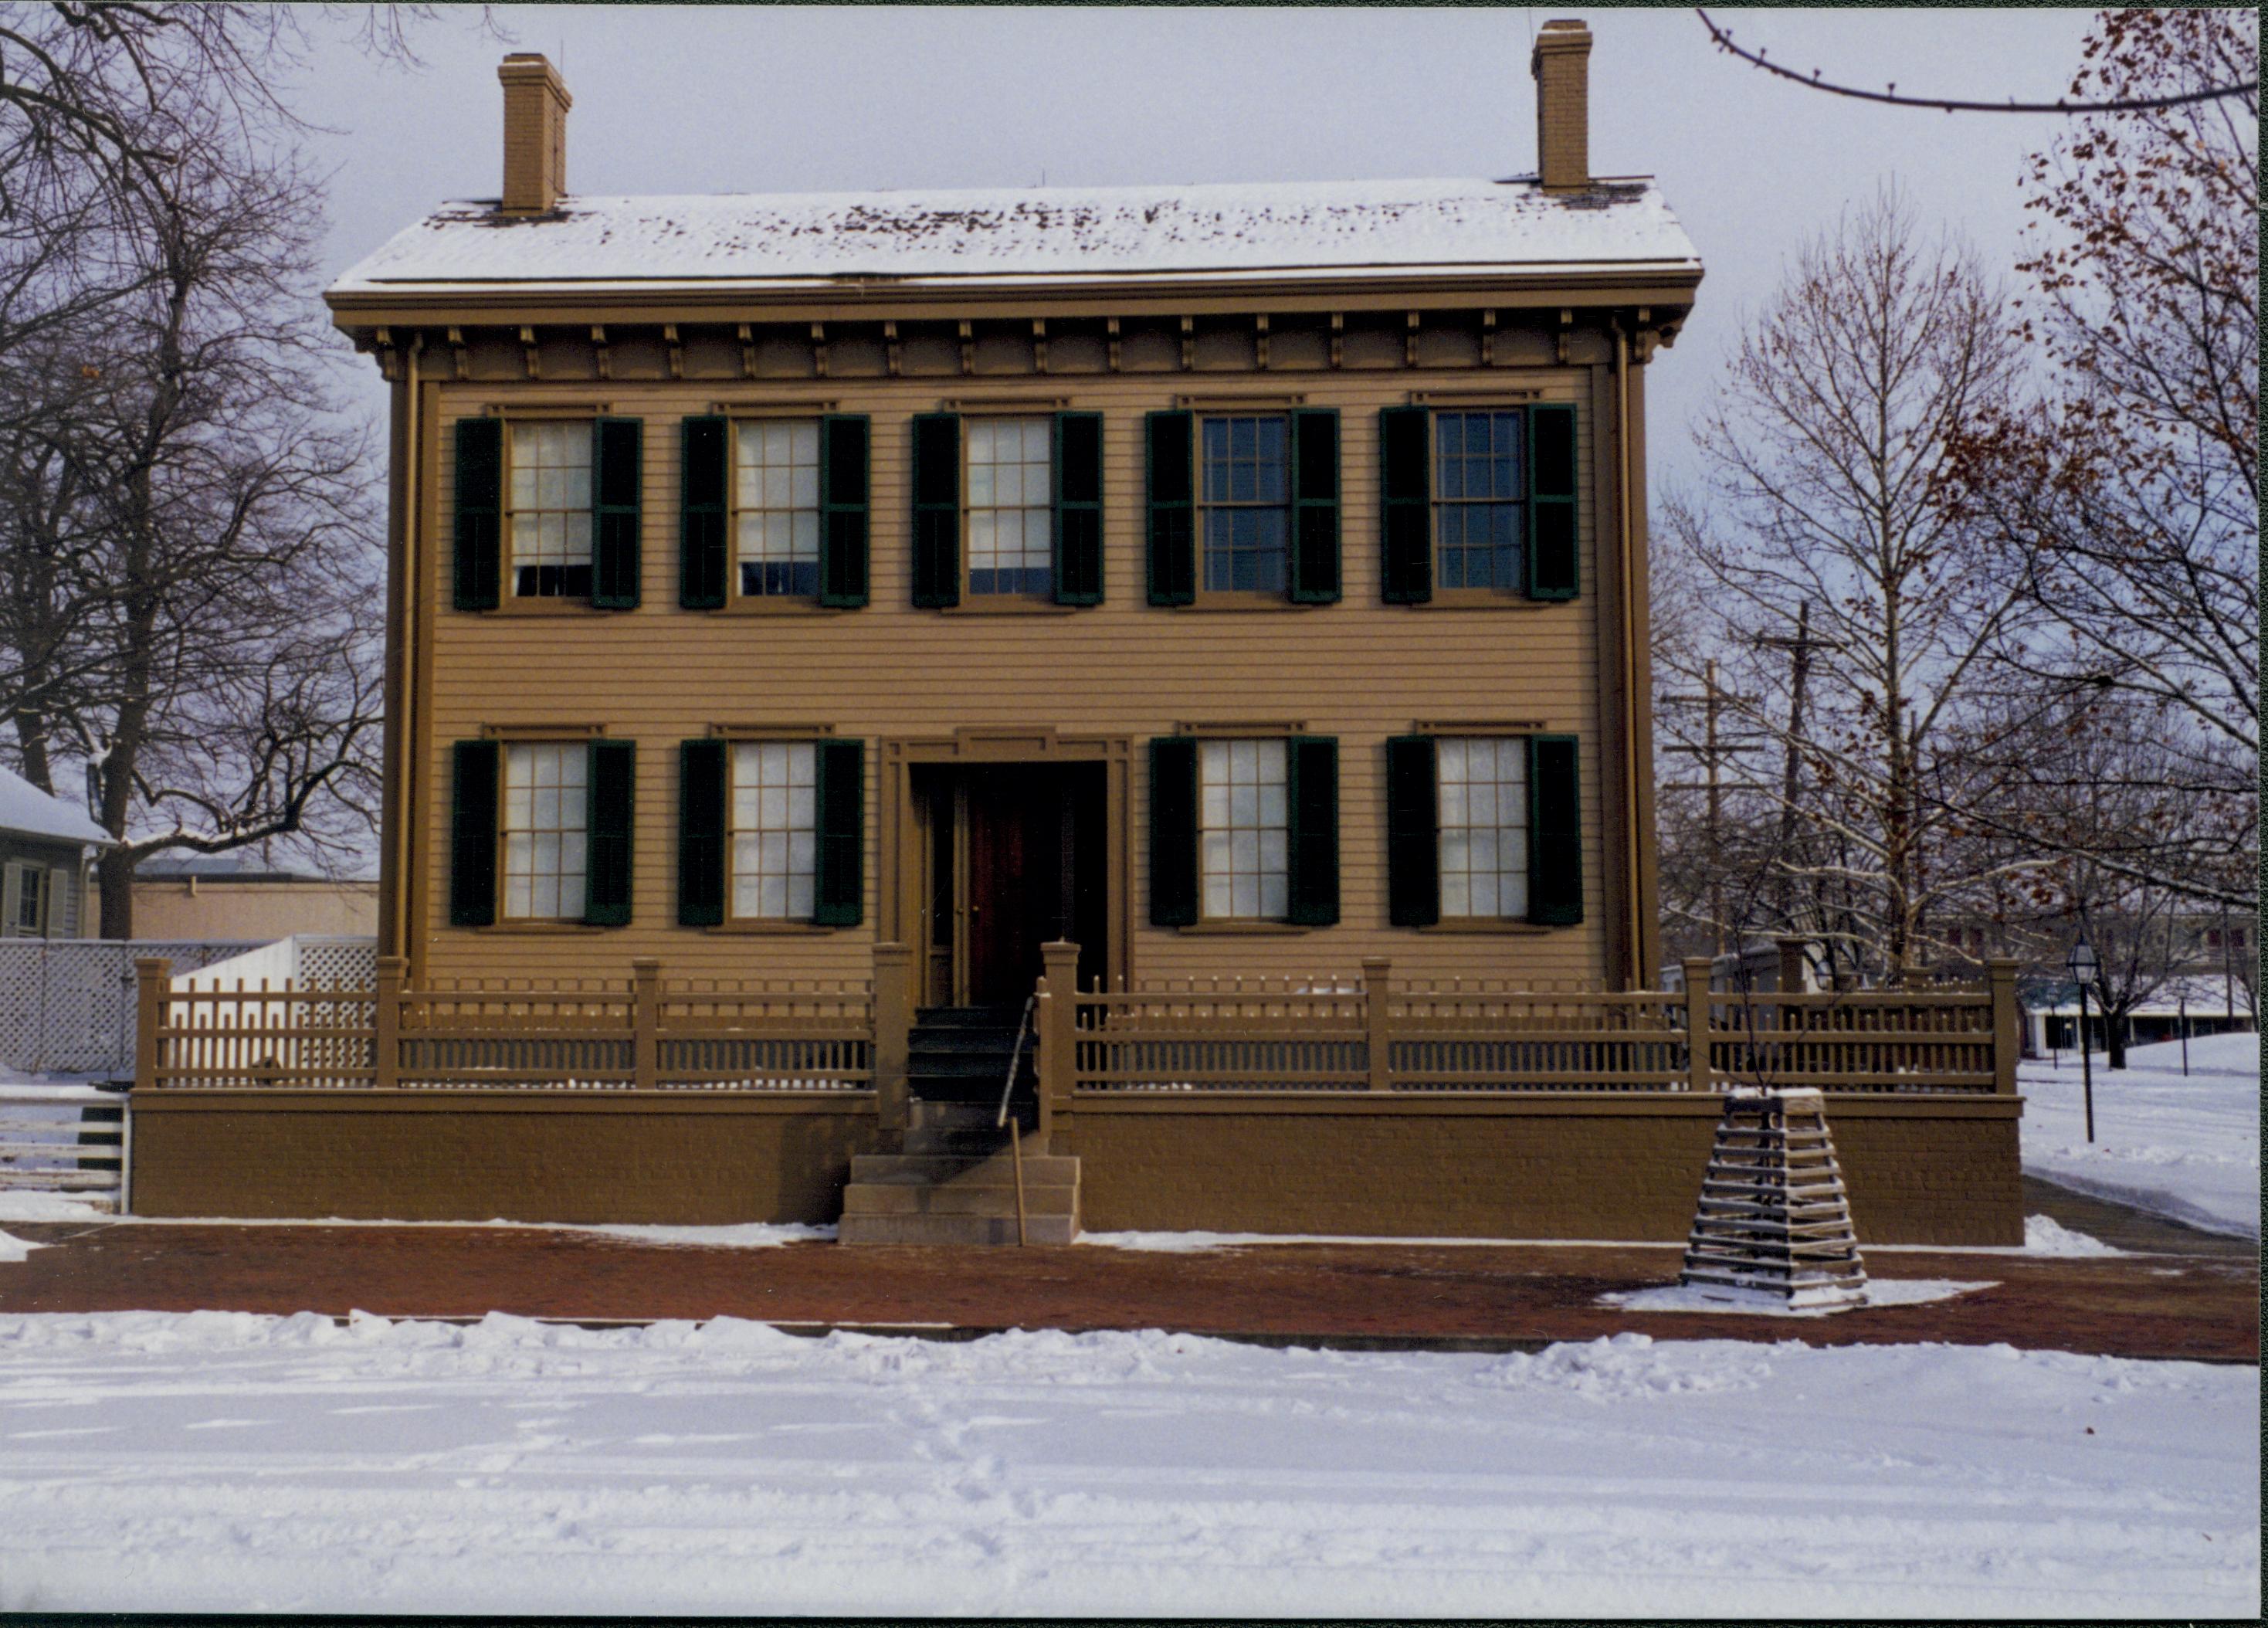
left=500, top=743, right=588, bottom=919
left=728, top=741, right=818, bottom=920
left=731, top=419, right=822, bottom=599
left=1198, top=415, right=1290, bottom=594
left=1198, top=738, right=1289, bottom=921
left=1432, top=411, right=1527, bottom=593
left=1436, top=736, right=1530, bottom=920
left=964, top=416, right=1054, bottom=596
left=507, top=422, right=594, bottom=599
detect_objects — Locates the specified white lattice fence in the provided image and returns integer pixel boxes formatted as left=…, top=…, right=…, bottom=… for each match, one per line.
left=0, top=941, right=270, bottom=1077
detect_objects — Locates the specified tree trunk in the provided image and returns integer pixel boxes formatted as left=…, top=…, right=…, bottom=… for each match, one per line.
left=97, top=842, right=135, bottom=940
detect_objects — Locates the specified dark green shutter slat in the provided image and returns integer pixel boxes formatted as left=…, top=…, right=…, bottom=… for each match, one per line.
left=910, top=414, right=961, bottom=608
left=583, top=739, right=635, bottom=926
left=453, top=419, right=501, bottom=611
left=1144, top=411, right=1195, bottom=607
left=1385, top=734, right=1439, bottom=927
left=449, top=738, right=498, bottom=927
left=1528, top=734, right=1582, bottom=924
left=1288, top=409, right=1341, bottom=604
left=1053, top=411, right=1104, bottom=605
left=820, top=415, right=870, bottom=608
left=592, top=417, right=642, bottom=609
left=1148, top=737, right=1198, bottom=926
left=1286, top=735, right=1339, bottom=925
left=812, top=738, right=864, bottom=926
left=1528, top=404, right=1578, bottom=600
left=679, top=416, right=728, bottom=609
left=1379, top=406, right=1432, bottom=605
left=676, top=739, right=725, bottom=928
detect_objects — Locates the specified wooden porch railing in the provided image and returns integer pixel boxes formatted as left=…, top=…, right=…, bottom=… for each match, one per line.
left=135, top=955, right=875, bottom=1093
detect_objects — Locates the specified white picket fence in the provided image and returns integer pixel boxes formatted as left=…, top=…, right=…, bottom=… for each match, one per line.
left=0, top=936, right=376, bottom=1078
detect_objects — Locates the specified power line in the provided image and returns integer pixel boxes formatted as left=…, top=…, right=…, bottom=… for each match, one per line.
left=1696, top=10, right=2258, bottom=115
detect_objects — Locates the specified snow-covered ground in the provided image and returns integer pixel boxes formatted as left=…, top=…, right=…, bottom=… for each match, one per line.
left=2021, top=1030, right=2260, bottom=1239
left=0, top=1311, right=2252, bottom=1617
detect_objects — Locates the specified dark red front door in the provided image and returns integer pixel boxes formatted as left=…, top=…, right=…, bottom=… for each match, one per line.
left=964, top=768, right=1065, bottom=1007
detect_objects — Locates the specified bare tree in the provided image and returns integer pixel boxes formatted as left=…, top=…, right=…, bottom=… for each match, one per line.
left=1936, top=9, right=2258, bottom=911
left=1658, top=188, right=2039, bottom=984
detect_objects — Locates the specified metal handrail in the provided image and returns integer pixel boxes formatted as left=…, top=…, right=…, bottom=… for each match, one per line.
left=995, top=991, right=1038, bottom=1246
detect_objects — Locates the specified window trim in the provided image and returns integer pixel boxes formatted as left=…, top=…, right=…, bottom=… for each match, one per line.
left=725, top=415, right=826, bottom=608
left=503, top=417, right=599, bottom=605
left=1194, top=410, right=1295, bottom=602
left=958, top=410, right=1059, bottom=603
left=495, top=738, right=595, bottom=927
left=722, top=736, right=822, bottom=927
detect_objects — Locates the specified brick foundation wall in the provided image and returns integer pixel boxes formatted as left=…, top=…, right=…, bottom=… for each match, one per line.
left=1063, top=1096, right=2023, bottom=1246
left=129, top=1092, right=882, bottom=1225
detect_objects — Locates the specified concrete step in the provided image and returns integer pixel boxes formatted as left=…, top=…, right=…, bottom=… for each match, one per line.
left=842, top=1182, right=1079, bottom=1216
left=902, top=1127, right=1020, bottom=1155
left=849, top=1151, right=1079, bottom=1186
left=909, top=1099, right=998, bottom=1130
left=838, top=1211, right=1078, bottom=1247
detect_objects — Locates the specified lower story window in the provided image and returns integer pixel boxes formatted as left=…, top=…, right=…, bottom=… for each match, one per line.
left=1199, top=738, right=1288, bottom=920
left=1437, top=737, right=1529, bottom=919
left=731, top=741, right=817, bottom=918
left=502, top=742, right=587, bottom=918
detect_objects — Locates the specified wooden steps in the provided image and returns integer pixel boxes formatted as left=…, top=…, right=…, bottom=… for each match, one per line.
left=1677, top=1088, right=1866, bottom=1310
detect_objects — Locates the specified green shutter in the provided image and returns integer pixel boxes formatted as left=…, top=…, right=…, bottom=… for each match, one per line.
left=1144, top=411, right=1195, bottom=607
left=677, top=739, right=725, bottom=928
left=1379, top=406, right=1432, bottom=604
left=910, top=413, right=961, bottom=608
left=453, top=418, right=502, bottom=611
left=1053, top=411, right=1104, bottom=606
left=1288, top=409, right=1341, bottom=604
left=591, top=417, right=642, bottom=609
left=1527, top=404, right=1578, bottom=600
left=1528, top=734, right=1582, bottom=924
left=820, top=414, right=870, bottom=608
left=680, top=416, right=728, bottom=609
left=1385, top=734, right=1439, bottom=927
left=583, top=739, right=635, bottom=926
left=1148, top=736, right=1198, bottom=926
left=812, top=738, right=864, bottom=927
left=449, top=738, right=499, bottom=926
left=1286, top=735, right=1339, bottom=926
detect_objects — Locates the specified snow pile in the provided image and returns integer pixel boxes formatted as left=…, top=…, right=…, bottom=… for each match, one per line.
left=1604, top=1279, right=1995, bottom=1317
left=0, top=1230, right=40, bottom=1263
left=2023, top=1215, right=2125, bottom=1257
left=0, top=1312, right=2252, bottom=1616
left=566, top=1222, right=836, bottom=1248
left=0, top=1192, right=107, bottom=1222
left=2021, top=1031, right=2260, bottom=1238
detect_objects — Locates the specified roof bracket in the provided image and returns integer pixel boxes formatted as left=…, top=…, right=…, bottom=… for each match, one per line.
left=664, top=324, right=685, bottom=380
left=884, top=320, right=902, bottom=378
left=1179, top=314, right=1195, bottom=372
left=958, top=319, right=974, bottom=376
left=589, top=324, right=611, bottom=381
left=737, top=323, right=758, bottom=378
left=518, top=325, right=541, bottom=380
left=1329, top=312, right=1344, bottom=371
left=1032, top=317, right=1048, bottom=375
left=1254, top=313, right=1270, bottom=371
left=1106, top=316, right=1121, bottom=374
left=1405, top=310, right=1421, bottom=368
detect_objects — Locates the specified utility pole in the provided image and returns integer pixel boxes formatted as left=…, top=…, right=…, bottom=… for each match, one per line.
left=1664, top=659, right=1768, bottom=957
left=1751, top=604, right=1837, bottom=968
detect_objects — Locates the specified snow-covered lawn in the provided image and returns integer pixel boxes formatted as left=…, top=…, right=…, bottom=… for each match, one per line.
left=2022, top=1030, right=2260, bottom=1238
left=0, top=1311, right=2252, bottom=1617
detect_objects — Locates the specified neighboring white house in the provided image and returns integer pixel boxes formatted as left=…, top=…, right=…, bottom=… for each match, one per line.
left=0, top=765, right=110, bottom=939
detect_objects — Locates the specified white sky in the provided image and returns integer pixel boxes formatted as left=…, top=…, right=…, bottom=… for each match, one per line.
left=297, top=5, right=2101, bottom=495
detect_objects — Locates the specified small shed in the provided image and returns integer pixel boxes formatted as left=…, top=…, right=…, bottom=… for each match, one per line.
left=0, top=765, right=110, bottom=939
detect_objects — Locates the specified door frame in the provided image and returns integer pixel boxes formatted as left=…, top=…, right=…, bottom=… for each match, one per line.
left=881, top=728, right=1133, bottom=1001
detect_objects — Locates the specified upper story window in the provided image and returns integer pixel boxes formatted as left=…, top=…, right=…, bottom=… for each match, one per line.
left=733, top=421, right=822, bottom=599
left=1200, top=415, right=1290, bottom=594
left=1144, top=409, right=1339, bottom=607
left=1381, top=403, right=1578, bottom=604
left=910, top=412, right=1101, bottom=609
left=965, top=418, right=1054, bottom=597
left=452, top=416, right=642, bottom=612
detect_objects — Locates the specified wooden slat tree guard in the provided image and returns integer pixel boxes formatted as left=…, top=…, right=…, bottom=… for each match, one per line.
left=1676, top=1087, right=1868, bottom=1311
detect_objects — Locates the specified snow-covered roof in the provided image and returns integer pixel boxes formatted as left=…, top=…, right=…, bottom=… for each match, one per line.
left=329, top=176, right=1700, bottom=293
left=0, top=765, right=110, bottom=848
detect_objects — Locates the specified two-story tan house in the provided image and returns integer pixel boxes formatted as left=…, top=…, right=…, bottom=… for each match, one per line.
left=125, top=23, right=2024, bottom=1246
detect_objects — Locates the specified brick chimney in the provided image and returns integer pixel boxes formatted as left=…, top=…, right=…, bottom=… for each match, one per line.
left=498, top=53, right=571, bottom=214
left=1531, top=19, right=1592, bottom=194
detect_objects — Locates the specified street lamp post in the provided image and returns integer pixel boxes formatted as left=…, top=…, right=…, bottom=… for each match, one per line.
left=2067, top=933, right=2098, bottom=1144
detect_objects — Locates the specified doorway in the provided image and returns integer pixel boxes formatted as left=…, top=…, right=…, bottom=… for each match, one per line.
left=916, top=762, right=1107, bottom=1009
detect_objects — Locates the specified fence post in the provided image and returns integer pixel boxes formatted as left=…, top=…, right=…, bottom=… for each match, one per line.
left=1775, top=936, right=1809, bottom=996
left=374, top=955, right=404, bottom=1090
left=133, top=957, right=170, bottom=1091
left=1988, top=957, right=2019, bottom=1097
left=871, top=941, right=912, bottom=1139
left=1683, top=956, right=1715, bottom=1094
left=1362, top=956, right=1392, bottom=1091
left=1039, top=940, right=1081, bottom=1144
left=630, top=957, right=660, bottom=1090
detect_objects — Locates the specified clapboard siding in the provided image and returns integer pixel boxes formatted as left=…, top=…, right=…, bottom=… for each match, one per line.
left=416, top=366, right=1615, bottom=987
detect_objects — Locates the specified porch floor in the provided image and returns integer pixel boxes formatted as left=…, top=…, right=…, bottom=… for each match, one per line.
left=2, top=1180, right=2251, bottom=1364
